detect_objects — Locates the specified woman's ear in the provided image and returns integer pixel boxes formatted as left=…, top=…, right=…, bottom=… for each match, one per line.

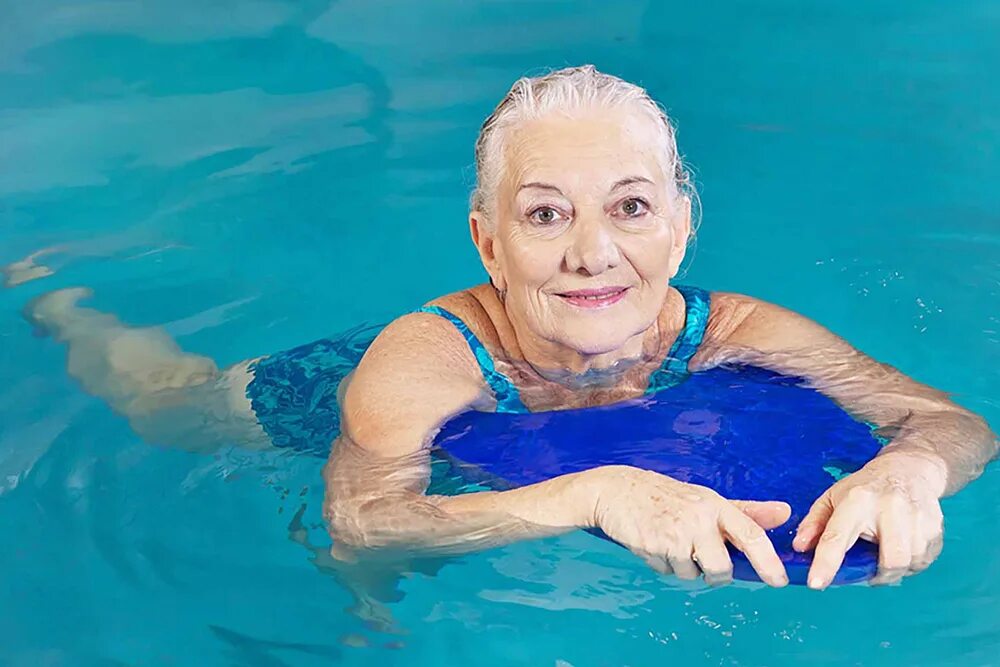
left=666, top=196, right=692, bottom=278
left=469, top=211, right=507, bottom=291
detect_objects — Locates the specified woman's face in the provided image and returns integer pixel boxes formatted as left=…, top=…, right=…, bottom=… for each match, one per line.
left=472, top=108, right=690, bottom=358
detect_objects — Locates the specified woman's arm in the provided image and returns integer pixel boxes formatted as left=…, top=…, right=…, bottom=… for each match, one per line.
left=322, top=311, right=792, bottom=586
left=324, top=312, right=600, bottom=553
left=702, top=292, right=998, bottom=588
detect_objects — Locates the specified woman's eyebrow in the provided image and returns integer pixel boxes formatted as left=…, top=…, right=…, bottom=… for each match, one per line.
left=517, top=178, right=652, bottom=195
left=610, top=176, right=654, bottom=191
left=517, top=182, right=564, bottom=195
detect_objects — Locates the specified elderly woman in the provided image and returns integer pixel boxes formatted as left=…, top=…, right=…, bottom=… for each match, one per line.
left=23, top=66, right=996, bottom=590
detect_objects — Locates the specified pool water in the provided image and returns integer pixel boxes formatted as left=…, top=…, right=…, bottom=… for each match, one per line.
left=1, top=1, right=998, bottom=665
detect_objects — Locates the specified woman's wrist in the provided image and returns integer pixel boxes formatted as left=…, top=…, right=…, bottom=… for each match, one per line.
left=443, top=468, right=625, bottom=532
left=557, top=468, right=605, bottom=530
left=869, top=449, right=948, bottom=498
left=564, top=465, right=648, bottom=530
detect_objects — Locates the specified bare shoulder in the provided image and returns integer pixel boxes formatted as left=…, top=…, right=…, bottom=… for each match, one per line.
left=698, top=291, right=964, bottom=417
left=704, top=291, right=844, bottom=349
left=426, top=284, right=505, bottom=347
left=701, top=291, right=761, bottom=344
left=341, top=289, right=492, bottom=455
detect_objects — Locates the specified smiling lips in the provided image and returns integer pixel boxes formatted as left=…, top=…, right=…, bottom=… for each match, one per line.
left=555, top=286, right=629, bottom=309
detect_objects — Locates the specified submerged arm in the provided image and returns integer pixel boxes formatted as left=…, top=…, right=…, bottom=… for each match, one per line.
left=703, top=292, right=997, bottom=587
left=323, top=435, right=594, bottom=554
left=706, top=293, right=997, bottom=494
left=322, top=313, right=592, bottom=555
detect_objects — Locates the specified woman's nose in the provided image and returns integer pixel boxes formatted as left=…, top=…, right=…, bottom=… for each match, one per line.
left=564, top=217, right=621, bottom=276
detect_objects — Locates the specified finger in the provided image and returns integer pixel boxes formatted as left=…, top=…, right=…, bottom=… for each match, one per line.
left=692, top=532, right=734, bottom=587
left=720, top=506, right=788, bottom=587
left=639, top=552, right=674, bottom=576
left=910, top=533, right=943, bottom=573
left=871, top=496, right=913, bottom=586
left=794, top=493, right=834, bottom=553
left=807, top=504, right=864, bottom=590
left=731, top=500, right=792, bottom=530
left=667, top=553, right=702, bottom=581
left=910, top=514, right=944, bottom=574
left=900, top=500, right=942, bottom=576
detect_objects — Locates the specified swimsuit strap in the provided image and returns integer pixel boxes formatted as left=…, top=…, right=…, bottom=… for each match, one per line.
left=646, top=285, right=712, bottom=394
left=418, top=285, right=711, bottom=410
left=415, top=305, right=529, bottom=413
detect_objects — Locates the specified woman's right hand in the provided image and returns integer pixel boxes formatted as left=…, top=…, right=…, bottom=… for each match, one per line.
left=582, top=465, right=791, bottom=587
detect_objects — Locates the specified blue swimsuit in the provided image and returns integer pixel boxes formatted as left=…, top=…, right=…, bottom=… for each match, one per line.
left=246, top=286, right=711, bottom=454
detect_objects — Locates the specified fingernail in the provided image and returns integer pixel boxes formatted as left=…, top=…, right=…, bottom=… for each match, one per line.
left=808, top=575, right=826, bottom=590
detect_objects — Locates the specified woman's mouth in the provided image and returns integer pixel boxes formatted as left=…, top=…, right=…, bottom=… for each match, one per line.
left=555, top=286, right=629, bottom=309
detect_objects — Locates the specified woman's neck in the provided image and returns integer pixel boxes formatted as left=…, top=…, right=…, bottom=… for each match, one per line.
left=480, top=285, right=685, bottom=391
left=518, top=326, right=655, bottom=381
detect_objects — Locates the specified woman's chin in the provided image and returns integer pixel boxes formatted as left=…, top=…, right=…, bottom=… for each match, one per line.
left=559, top=330, right=637, bottom=357
left=550, top=310, right=650, bottom=357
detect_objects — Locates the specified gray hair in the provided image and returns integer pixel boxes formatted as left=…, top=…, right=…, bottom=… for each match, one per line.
left=471, top=65, right=696, bottom=228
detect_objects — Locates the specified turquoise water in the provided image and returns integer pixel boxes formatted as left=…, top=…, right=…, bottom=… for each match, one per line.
left=1, top=0, right=998, bottom=664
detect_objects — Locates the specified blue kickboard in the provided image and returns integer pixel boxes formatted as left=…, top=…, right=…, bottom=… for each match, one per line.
left=434, top=365, right=882, bottom=586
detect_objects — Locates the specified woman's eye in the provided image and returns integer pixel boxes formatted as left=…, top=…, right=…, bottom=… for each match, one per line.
left=529, top=206, right=563, bottom=225
left=618, top=198, right=649, bottom=218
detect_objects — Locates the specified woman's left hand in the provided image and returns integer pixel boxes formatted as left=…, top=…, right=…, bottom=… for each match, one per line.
left=792, top=451, right=948, bottom=589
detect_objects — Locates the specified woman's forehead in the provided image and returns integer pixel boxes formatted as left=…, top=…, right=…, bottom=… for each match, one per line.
left=501, top=110, right=667, bottom=193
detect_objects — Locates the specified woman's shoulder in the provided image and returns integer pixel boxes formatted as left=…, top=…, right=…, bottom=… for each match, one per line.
left=418, top=284, right=507, bottom=349
left=422, top=285, right=499, bottom=329
left=699, top=289, right=846, bottom=354
left=684, top=289, right=783, bottom=369
left=341, top=287, right=495, bottom=450
left=702, top=290, right=762, bottom=341
left=357, top=284, right=498, bottom=377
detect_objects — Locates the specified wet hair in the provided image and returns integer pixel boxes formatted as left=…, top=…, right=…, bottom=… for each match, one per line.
left=471, top=65, right=696, bottom=230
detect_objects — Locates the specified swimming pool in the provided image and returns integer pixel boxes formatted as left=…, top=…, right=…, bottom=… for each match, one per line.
left=1, top=0, right=998, bottom=664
